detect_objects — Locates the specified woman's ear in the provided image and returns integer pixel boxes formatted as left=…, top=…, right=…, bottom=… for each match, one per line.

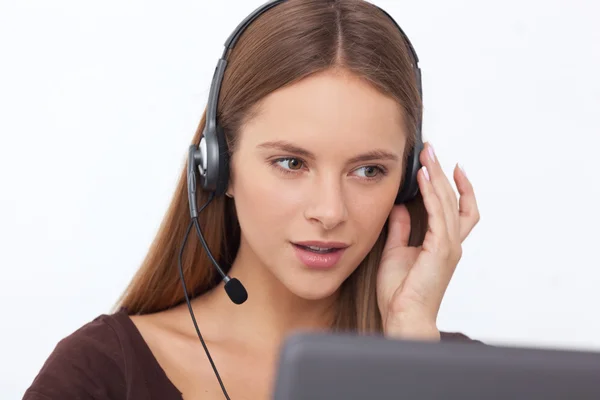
left=225, top=175, right=235, bottom=198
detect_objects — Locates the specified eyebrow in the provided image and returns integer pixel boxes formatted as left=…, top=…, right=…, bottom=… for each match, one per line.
left=256, top=140, right=399, bottom=164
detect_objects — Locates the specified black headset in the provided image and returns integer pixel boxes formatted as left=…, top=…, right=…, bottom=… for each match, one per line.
left=190, top=0, right=424, bottom=207
left=181, top=2, right=424, bottom=398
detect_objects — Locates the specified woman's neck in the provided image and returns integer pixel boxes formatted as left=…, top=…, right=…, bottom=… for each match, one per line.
left=192, top=243, right=338, bottom=352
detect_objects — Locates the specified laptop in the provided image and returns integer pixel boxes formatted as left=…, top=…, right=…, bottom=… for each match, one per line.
left=272, top=332, right=600, bottom=400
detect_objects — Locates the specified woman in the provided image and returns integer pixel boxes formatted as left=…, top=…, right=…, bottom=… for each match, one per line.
left=24, top=0, right=481, bottom=399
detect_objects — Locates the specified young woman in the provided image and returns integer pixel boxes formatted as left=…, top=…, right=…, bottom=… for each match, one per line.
left=24, top=0, right=480, bottom=399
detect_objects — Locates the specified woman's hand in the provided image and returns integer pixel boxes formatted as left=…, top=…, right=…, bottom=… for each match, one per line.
left=376, top=142, right=480, bottom=341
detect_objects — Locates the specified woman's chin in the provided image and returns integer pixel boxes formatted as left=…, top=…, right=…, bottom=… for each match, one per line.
left=283, top=278, right=342, bottom=302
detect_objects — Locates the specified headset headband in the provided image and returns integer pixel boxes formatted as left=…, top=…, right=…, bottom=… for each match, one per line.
left=205, top=0, right=422, bottom=136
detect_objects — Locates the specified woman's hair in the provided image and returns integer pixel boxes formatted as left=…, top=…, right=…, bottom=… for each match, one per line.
left=116, top=0, right=427, bottom=333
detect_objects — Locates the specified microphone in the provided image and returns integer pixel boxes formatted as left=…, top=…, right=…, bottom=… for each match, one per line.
left=224, top=277, right=248, bottom=305
left=186, top=145, right=248, bottom=305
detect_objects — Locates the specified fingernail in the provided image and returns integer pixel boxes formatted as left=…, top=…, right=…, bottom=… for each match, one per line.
left=422, top=166, right=430, bottom=181
left=458, top=163, right=467, bottom=177
left=427, top=143, right=436, bottom=163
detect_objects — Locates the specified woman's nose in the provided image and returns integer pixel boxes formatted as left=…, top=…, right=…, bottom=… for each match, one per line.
left=303, top=179, right=349, bottom=230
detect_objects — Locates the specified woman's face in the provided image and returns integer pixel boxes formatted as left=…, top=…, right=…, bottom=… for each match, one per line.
left=228, top=69, right=408, bottom=300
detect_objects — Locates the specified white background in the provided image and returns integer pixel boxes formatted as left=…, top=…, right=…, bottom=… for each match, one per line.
left=1, top=0, right=599, bottom=397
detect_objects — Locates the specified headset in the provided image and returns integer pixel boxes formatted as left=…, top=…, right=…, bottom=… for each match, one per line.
left=179, top=1, right=424, bottom=398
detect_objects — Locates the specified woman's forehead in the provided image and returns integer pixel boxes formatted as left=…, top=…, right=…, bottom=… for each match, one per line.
left=238, top=70, right=407, bottom=155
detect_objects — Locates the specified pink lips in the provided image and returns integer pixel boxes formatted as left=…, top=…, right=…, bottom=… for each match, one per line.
left=292, top=241, right=349, bottom=269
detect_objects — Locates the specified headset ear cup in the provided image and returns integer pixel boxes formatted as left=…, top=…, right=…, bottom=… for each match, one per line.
left=214, top=124, right=230, bottom=197
left=395, top=140, right=423, bottom=204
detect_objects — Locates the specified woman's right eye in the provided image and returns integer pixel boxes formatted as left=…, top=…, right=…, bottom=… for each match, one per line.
left=274, top=158, right=304, bottom=172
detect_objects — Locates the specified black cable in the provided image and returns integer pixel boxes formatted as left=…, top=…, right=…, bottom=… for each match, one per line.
left=178, top=193, right=231, bottom=400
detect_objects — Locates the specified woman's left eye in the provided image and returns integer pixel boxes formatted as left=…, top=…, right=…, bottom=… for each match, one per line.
left=354, top=166, right=384, bottom=178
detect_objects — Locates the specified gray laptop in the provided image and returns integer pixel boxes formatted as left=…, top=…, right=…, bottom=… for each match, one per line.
left=272, top=332, right=600, bottom=400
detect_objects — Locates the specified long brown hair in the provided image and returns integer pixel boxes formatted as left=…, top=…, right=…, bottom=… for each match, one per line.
left=116, top=0, right=427, bottom=333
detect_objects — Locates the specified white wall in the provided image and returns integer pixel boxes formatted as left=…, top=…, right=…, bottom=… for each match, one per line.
left=1, top=0, right=599, bottom=397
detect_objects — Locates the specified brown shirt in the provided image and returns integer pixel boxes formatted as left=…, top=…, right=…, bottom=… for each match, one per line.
left=23, top=309, right=481, bottom=399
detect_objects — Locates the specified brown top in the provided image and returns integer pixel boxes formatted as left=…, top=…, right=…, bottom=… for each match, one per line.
left=23, top=309, right=481, bottom=399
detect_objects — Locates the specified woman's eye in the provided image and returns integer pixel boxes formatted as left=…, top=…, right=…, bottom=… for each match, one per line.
left=276, top=158, right=304, bottom=171
left=355, top=166, right=381, bottom=178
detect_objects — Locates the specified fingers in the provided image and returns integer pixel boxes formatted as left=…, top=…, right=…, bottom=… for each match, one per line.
left=417, top=164, right=449, bottom=254
left=419, top=143, right=459, bottom=239
left=417, top=142, right=480, bottom=256
left=383, top=204, right=411, bottom=253
left=453, top=163, right=480, bottom=241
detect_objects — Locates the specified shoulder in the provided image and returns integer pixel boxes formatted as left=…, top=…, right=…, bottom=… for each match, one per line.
left=23, top=312, right=130, bottom=399
left=440, top=330, right=484, bottom=344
